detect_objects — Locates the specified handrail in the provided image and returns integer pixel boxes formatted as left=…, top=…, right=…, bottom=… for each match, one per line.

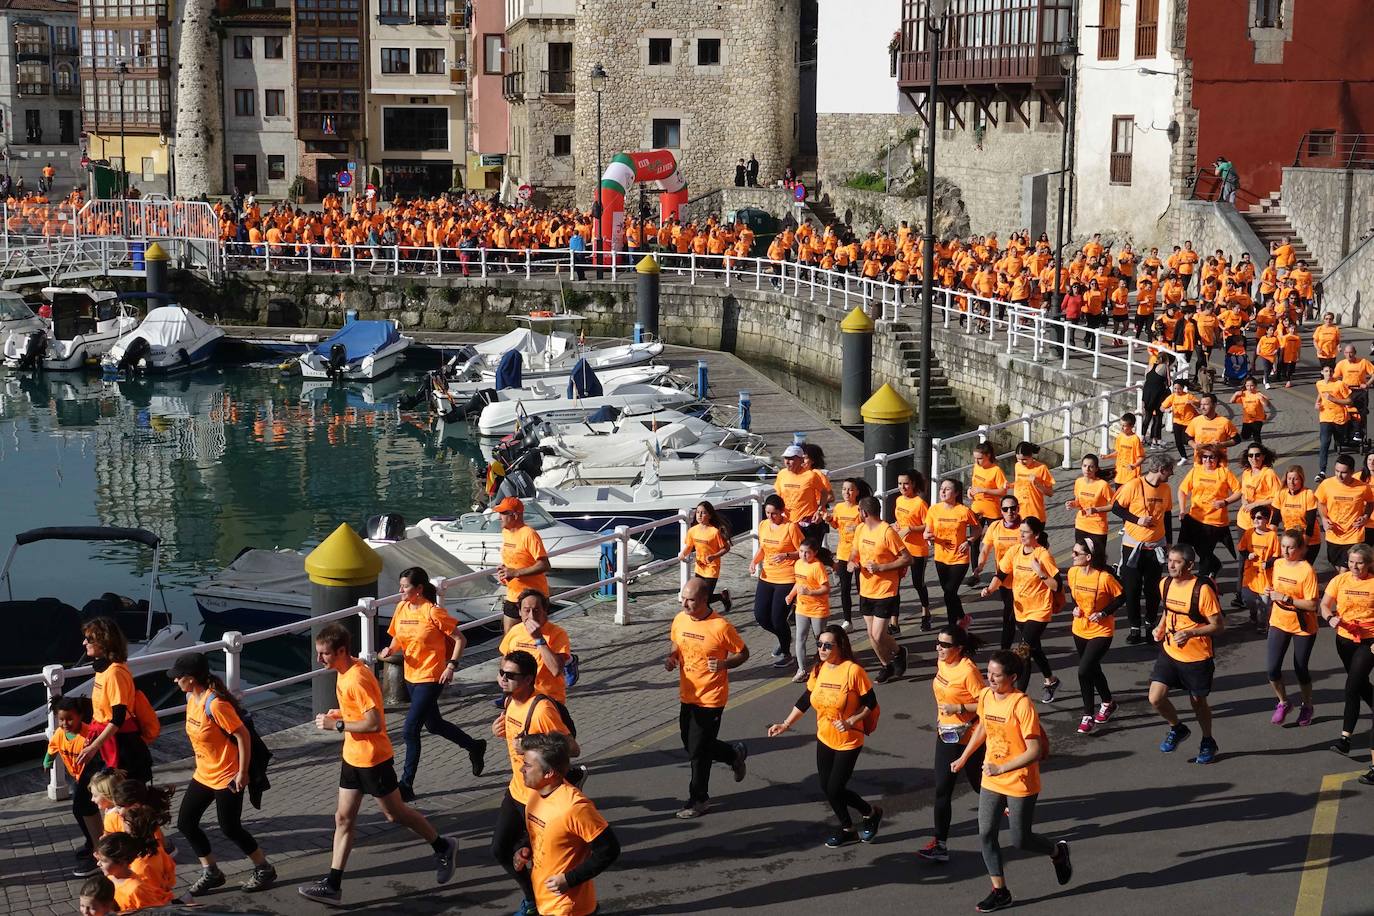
left=1189, top=167, right=1265, bottom=209
left=1292, top=131, right=1374, bottom=170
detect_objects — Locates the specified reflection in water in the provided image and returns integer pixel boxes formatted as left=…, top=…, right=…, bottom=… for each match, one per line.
left=0, top=367, right=486, bottom=643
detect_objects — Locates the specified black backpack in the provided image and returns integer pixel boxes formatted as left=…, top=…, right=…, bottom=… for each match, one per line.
left=204, top=694, right=274, bottom=809
left=513, top=692, right=577, bottom=739
left=1165, top=575, right=1218, bottom=625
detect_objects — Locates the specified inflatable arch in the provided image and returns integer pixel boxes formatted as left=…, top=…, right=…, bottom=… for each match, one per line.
left=594, top=149, right=688, bottom=253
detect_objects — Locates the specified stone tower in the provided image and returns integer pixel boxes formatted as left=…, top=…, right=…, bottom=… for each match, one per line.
left=573, top=0, right=800, bottom=210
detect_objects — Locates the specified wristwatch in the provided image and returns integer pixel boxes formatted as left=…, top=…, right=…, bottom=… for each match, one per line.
left=335, top=719, right=346, bottom=733
left=533, top=637, right=547, bottom=647
left=446, top=658, right=459, bottom=668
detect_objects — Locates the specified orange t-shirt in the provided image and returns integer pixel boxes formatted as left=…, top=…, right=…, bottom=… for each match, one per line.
left=92, top=661, right=135, bottom=726
left=792, top=558, right=831, bottom=619
left=925, top=502, right=978, bottom=564
left=1112, top=433, right=1144, bottom=484
left=1115, top=475, right=1172, bottom=544
left=853, top=522, right=906, bottom=599
left=1068, top=566, right=1122, bottom=639
left=502, top=524, right=550, bottom=601
left=525, top=782, right=609, bottom=916
left=1072, top=476, right=1113, bottom=536
left=670, top=611, right=745, bottom=708
left=1335, top=358, right=1374, bottom=389
left=1324, top=572, right=1374, bottom=642
left=1179, top=464, right=1240, bottom=527
left=894, top=495, right=930, bottom=558
left=1185, top=414, right=1238, bottom=462
left=1231, top=391, right=1267, bottom=424
left=499, top=622, right=572, bottom=704
left=1268, top=558, right=1318, bottom=636
left=1313, top=324, right=1342, bottom=360
left=186, top=691, right=244, bottom=790
left=46, top=723, right=102, bottom=779
left=998, top=545, right=1059, bottom=623
left=1157, top=577, right=1220, bottom=662
left=829, top=502, right=861, bottom=561
left=970, top=463, right=1008, bottom=521
left=336, top=658, right=392, bottom=768
left=113, top=875, right=173, bottom=912
left=1238, top=466, right=1282, bottom=531
left=976, top=688, right=1042, bottom=797
left=933, top=656, right=985, bottom=736
left=1014, top=460, right=1054, bottom=522
left=1239, top=526, right=1280, bottom=593
left=503, top=693, right=571, bottom=805
left=755, top=519, right=802, bottom=584
left=686, top=523, right=729, bottom=579
left=1162, top=392, right=1199, bottom=426
left=807, top=659, right=874, bottom=751
left=1274, top=487, right=1321, bottom=546
left=1317, top=379, right=1353, bottom=424
left=1316, top=477, right=1372, bottom=545
left=388, top=599, right=457, bottom=684
left=774, top=468, right=829, bottom=523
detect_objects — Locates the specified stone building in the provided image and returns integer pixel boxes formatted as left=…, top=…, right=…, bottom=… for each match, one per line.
left=502, top=0, right=575, bottom=208
left=0, top=0, right=82, bottom=192
left=219, top=0, right=296, bottom=198
left=292, top=0, right=366, bottom=199
left=572, top=0, right=801, bottom=212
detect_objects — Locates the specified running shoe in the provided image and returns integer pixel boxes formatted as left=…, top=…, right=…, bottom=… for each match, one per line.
left=188, top=866, right=226, bottom=896
left=434, top=836, right=459, bottom=884
left=1271, top=700, right=1291, bottom=725
left=1195, top=736, right=1218, bottom=764
left=1332, top=735, right=1352, bottom=756
left=839, top=619, right=852, bottom=631
left=1230, top=593, right=1246, bottom=609
left=1077, top=715, right=1095, bottom=735
left=958, top=613, right=973, bottom=632
left=731, top=741, right=749, bottom=782
left=887, top=622, right=902, bottom=636
left=298, top=879, right=342, bottom=905
left=675, top=801, right=710, bottom=819
left=921, top=610, right=933, bottom=632
left=513, top=898, right=539, bottom=916
left=792, top=669, right=808, bottom=683
left=965, top=573, right=981, bottom=589
left=1052, top=840, right=1073, bottom=885
left=1297, top=704, right=1315, bottom=727
left=858, top=806, right=883, bottom=842
left=771, top=646, right=785, bottom=658
left=1094, top=701, right=1118, bottom=723
left=825, top=828, right=859, bottom=848
left=875, top=663, right=894, bottom=684
left=398, top=781, right=417, bottom=802
left=1042, top=678, right=1061, bottom=703
left=1125, top=628, right=1144, bottom=645
left=72, top=854, right=100, bottom=878
left=894, top=645, right=909, bottom=677
left=469, top=739, right=488, bottom=777
left=73, top=843, right=93, bottom=862
left=719, top=589, right=733, bottom=614
left=916, top=839, right=949, bottom=862
left=1359, top=767, right=1374, bottom=786
left=976, top=887, right=1014, bottom=912
left=771, top=654, right=795, bottom=669
left=1159, top=723, right=1191, bottom=752
left=241, top=864, right=277, bottom=893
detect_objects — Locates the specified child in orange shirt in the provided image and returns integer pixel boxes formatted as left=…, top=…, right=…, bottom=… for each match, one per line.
left=44, top=696, right=115, bottom=870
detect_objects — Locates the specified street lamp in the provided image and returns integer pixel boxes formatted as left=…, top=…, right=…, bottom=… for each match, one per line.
left=914, top=0, right=948, bottom=483
left=1050, top=35, right=1078, bottom=319
left=116, top=60, right=128, bottom=197
left=589, top=63, right=607, bottom=277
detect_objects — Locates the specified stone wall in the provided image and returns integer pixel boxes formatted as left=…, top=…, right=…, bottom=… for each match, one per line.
left=1173, top=200, right=1267, bottom=265
left=1316, top=234, right=1374, bottom=326
left=1279, top=168, right=1374, bottom=273
left=680, top=187, right=799, bottom=224
left=815, top=112, right=920, bottom=191
left=824, top=181, right=971, bottom=239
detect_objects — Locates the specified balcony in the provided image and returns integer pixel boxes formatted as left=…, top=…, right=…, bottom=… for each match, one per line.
left=16, top=41, right=49, bottom=59
left=55, top=83, right=79, bottom=97
left=18, top=82, right=50, bottom=96
left=541, top=69, right=573, bottom=94
left=898, top=0, right=1070, bottom=89
left=502, top=70, right=524, bottom=101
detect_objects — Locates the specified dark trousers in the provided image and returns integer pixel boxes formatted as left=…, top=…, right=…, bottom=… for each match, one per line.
left=933, top=737, right=982, bottom=842
left=1173, top=425, right=1191, bottom=460
left=1120, top=542, right=1163, bottom=629
left=177, top=778, right=260, bottom=859
left=113, top=731, right=153, bottom=784
left=754, top=580, right=793, bottom=655
left=997, top=587, right=1016, bottom=650
left=1318, top=422, right=1346, bottom=475
left=815, top=743, right=871, bottom=828
left=934, top=561, right=968, bottom=625
left=1335, top=635, right=1374, bottom=740
left=909, top=556, right=931, bottom=609
left=1074, top=634, right=1114, bottom=714
left=837, top=564, right=856, bottom=623
left=1015, top=620, right=1053, bottom=692
left=402, top=680, right=480, bottom=788
left=679, top=703, right=738, bottom=804
left=1266, top=630, right=1316, bottom=685
left=72, top=761, right=99, bottom=848
left=491, top=791, right=535, bottom=900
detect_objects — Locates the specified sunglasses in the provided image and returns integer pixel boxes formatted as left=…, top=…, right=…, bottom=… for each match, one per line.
left=1247, top=452, right=1263, bottom=458
left=1001, top=506, right=1018, bottom=512
left=497, top=670, right=526, bottom=680
left=816, top=641, right=836, bottom=650
left=935, top=641, right=956, bottom=649
left=1201, top=454, right=1219, bottom=461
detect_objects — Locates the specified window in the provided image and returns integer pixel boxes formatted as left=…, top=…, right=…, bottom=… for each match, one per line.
left=553, top=133, right=571, bottom=156
left=264, top=35, right=284, bottom=58
left=381, top=48, right=410, bottom=73
left=1135, top=0, right=1159, bottom=58
left=268, top=155, right=286, bottom=180
left=378, top=0, right=408, bottom=18
left=17, top=61, right=48, bottom=95
left=651, top=117, right=680, bottom=148
left=416, top=48, right=443, bottom=74
left=546, top=41, right=572, bottom=91
left=1256, top=0, right=1282, bottom=28
left=415, top=0, right=444, bottom=24
left=233, top=35, right=253, bottom=59
left=1110, top=115, right=1133, bottom=184
left=942, top=102, right=956, bottom=131
left=484, top=34, right=503, bottom=74
left=265, top=89, right=286, bottom=116
left=648, top=37, right=672, bottom=65
left=697, top=37, right=720, bottom=66
left=1098, top=0, right=1120, bottom=59
left=383, top=106, right=447, bottom=150
left=141, top=157, right=155, bottom=182
left=234, top=88, right=255, bottom=116
left=1306, top=130, right=1336, bottom=158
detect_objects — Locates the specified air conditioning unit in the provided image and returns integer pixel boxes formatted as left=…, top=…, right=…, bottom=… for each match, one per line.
left=449, top=12, right=464, bottom=28
left=450, top=66, right=467, bottom=83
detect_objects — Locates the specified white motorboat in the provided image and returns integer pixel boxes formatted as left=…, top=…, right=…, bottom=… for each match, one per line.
left=434, top=362, right=675, bottom=409
left=412, top=501, right=655, bottom=589
left=0, top=290, right=44, bottom=339
left=475, top=369, right=701, bottom=436
left=102, top=299, right=225, bottom=375
left=298, top=319, right=412, bottom=381
left=443, top=312, right=662, bottom=382
left=2, top=288, right=140, bottom=371
left=535, top=442, right=774, bottom=487
left=0, top=526, right=194, bottom=743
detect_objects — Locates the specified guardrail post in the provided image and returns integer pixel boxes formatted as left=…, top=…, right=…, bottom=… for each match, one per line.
left=44, top=664, right=68, bottom=801
left=525, top=247, right=533, bottom=280
left=1092, top=328, right=1101, bottom=379
left=358, top=598, right=378, bottom=663
left=1006, top=307, right=1016, bottom=354
left=929, top=438, right=942, bottom=502
left=223, top=631, right=244, bottom=694
left=1100, top=394, right=1111, bottom=454
left=392, top=245, right=400, bottom=276
left=436, top=245, right=444, bottom=277
left=689, top=252, right=697, bottom=285
left=750, top=486, right=765, bottom=543
left=1125, top=339, right=1135, bottom=385
left=264, top=247, right=271, bottom=273
left=755, top=257, right=762, bottom=291
left=1021, top=413, right=1032, bottom=445
left=349, top=245, right=356, bottom=275
left=874, top=452, right=889, bottom=499
left=479, top=246, right=487, bottom=278
left=679, top=509, right=692, bottom=593
left=614, top=526, right=630, bottom=625
left=1032, top=313, right=1043, bottom=362
left=1061, top=403, right=1073, bottom=468
left=1061, top=321, right=1071, bottom=370
left=942, top=288, right=952, bottom=328
left=305, top=244, right=312, bottom=274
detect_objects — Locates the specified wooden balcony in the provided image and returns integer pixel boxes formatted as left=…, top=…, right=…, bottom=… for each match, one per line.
left=898, top=0, right=1071, bottom=89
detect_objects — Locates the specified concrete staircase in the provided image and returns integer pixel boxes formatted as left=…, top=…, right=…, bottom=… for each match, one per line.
left=1241, top=194, right=1324, bottom=282
left=887, top=319, right=963, bottom=426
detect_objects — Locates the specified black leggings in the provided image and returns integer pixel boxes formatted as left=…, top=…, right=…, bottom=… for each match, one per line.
left=1266, top=629, right=1316, bottom=685
left=491, top=792, right=534, bottom=900
left=1119, top=542, right=1163, bottom=629
left=837, top=565, right=856, bottom=623
left=1173, top=425, right=1190, bottom=460
left=114, top=731, right=153, bottom=784
left=1336, top=635, right=1374, bottom=740
left=176, top=778, right=260, bottom=859
left=815, top=743, right=871, bottom=829
left=1073, top=634, right=1114, bottom=714
left=72, top=762, right=99, bottom=848
left=753, top=579, right=792, bottom=654
left=934, top=561, right=968, bottom=626
left=933, top=737, right=983, bottom=842
left=1015, top=619, right=1053, bottom=692
left=909, top=557, right=931, bottom=609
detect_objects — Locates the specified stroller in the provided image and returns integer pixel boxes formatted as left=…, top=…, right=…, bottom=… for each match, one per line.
left=1222, top=333, right=1249, bottom=386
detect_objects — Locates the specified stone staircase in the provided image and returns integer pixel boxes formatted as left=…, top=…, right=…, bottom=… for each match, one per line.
left=887, top=319, right=963, bottom=426
left=1241, top=194, right=1324, bottom=282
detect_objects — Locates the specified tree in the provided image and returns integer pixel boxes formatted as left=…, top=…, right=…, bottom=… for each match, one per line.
left=172, top=0, right=223, bottom=196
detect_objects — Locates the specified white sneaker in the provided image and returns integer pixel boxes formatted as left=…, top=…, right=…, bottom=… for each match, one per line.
left=839, top=619, right=852, bottom=631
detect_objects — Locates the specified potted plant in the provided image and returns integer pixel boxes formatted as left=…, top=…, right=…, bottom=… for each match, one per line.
left=288, top=175, right=308, bottom=204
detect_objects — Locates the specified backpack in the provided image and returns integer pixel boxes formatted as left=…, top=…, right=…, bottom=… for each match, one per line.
left=858, top=698, right=881, bottom=736
left=1165, top=575, right=1218, bottom=625
left=131, top=690, right=160, bottom=744
left=1049, top=572, right=1066, bottom=616
left=204, top=694, right=274, bottom=809
left=516, top=692, right=578, bottom=739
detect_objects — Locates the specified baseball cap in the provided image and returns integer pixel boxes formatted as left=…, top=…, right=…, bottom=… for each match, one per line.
left=782, top=445, right=805, bottom=459
left=167, top=653, right=209, bottom=681
left=492, top=496, right=524, bottom=514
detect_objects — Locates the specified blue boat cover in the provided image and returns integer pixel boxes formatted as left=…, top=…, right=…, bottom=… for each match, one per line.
left=566, top=357, right=603, bottom=398
left=313, top=320, right=399, bottom=361
left=495, top=348, right=523, bottom=390
left=584, top=405, right=620, bottom=423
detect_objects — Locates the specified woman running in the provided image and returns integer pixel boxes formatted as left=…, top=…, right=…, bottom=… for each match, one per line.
left=952, top=650, right=1072, bottom=913
left=1013, top=442, right=1055, bottom=524
left=918, top=625, right=985, bottom=864
left=378, top=566, right=486, bottom=799
left=1066, top=455, right=1112, bottom=568
left=1066, top=539, right=1124, bottom=734
left=767, top=624, right=882, bottom=848
left=1238, top=506, right=1281, bottom=632
left=981, top=518, right=1061, bottom=701
left=828, top=478, right=870, bottom=631
left=752, top=494, right=803, bottom=670
left=75, top=617, right=153, bottom=785
left=1177, top=444, right=1241, bottom=581
left=168, top=653, right=276, bottom=895
left=1230, top=378, right=1273, bottom=442
left=1264, top=529, right=1320, bottom=726
left=787, top=539, right=835, bottom=683
left=1321, top=543, right=1374, bottom=773
left=975, top=497, right=1024, bottom=651
left=1236, top=443, right=1282, bottom=607
left=680, top=501, right=733, bottom=610
left=1274, top=465, right=1321, bottom=564
left=894, top=471, right=933, bottom=633
left=95, top=831, right=175, bottom=911
left=925, top=478, right=979, bottom=629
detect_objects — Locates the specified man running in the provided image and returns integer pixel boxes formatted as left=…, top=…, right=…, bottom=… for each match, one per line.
left=298, top=623, right=458, bottom=905
left=1184, top=393, right=1239, bottom=466
left=498, top=589, right=574, bottom=708
left=849, top=496, right=913, bottom=682
left=665, top=577, right=750, bottom=819
left=1148, top=545, right=1225, bottom=765
left=496, top=497, right=552, bottom=634
left=1112, top=454, right=1174, bottom=644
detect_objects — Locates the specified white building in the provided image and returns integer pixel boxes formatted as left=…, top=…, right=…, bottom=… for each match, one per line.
left=220, top=6, right=298, bottom=198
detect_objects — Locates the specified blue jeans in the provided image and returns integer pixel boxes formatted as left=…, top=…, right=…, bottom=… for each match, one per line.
left=402, top=680, right=479, bottom=787
left=1318, top=421, right=1345, bottom=475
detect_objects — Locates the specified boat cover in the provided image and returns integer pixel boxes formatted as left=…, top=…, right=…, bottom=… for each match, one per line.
left=495, top=349, right=523, bottom=390
left=313, top=320, right=400, bottom=361
left=127, top=306, right=216, bottom=348
left=566, top=358, right=603, bottom=398
left=474, top=328, right=547, bottom=358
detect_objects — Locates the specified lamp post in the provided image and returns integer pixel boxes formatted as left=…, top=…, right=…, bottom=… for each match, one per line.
left=589, top=62, right=607, bottom=279
left=914, top=0, right=948, bottom=483
left=116, top=60, right=128, bottom=197
left=1050, top=36, right=1078, bottom=318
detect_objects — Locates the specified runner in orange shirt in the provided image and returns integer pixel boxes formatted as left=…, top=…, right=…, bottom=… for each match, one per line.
left=1108, top=413, right=1145, bottom=484
left=894, top=471, right=933, bottom=632
left=1263, top=530, right=1319, bottom=726
left=828, top=478, right=870, bottom=630
left=680, top=501, right=733, bottom=609
left=1066, top=454, right=1113, bottom=567
left=982, top=517, right=1060, bottom=698
left=1320, top=543, right=1374, bottom=771
left=1012, top=441, right=1055, bottom=522
left=915, top=624, right=985, bottom=864
left=924, top=478, right=980, bottom=630
left=786, top=539, right=835, bottom=680
left=495, top=497, right=552, bottom=634
left=752, top=494, right=804, bottom=668
left=1149, top=544, right=1224, bottom=764
left=1066, top=539, right=1124, bottom=734
left=848, top=495, right=912, bottom=682
left=1316, top=454, right=1372, bottom=571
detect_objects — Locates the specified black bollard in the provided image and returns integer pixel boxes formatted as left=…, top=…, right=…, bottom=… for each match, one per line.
left=840, top=306, right=874, bottom=429
left=636, top=255, right=661, bottom=338
left=144, top=241, right=169, bottom=297
left=303, top=524, right=384, bottom=716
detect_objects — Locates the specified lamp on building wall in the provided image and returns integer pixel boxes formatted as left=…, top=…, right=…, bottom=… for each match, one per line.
left=117, top=60, right=128, bottom=197
left=914, top=0, right=948, bottom=483
left=590, top=62, right=607, bottom=277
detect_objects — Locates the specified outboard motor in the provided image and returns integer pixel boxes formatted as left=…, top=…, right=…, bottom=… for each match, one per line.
left=18, top=329, right=46, bottom=370
left=326, top=343, right=348, bottom=379
left=491, top=469, right=536, bottom=503
left=365, top=513, right=406, bottom=543
left=454, top=387, right=499, bottom=421
left=118, top=336, right=151, bottom=373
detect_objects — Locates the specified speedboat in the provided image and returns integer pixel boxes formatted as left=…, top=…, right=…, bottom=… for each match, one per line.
left=0, top=290, right=44, bottom=339
left=194, top=531, right=499, bottom=628
left=411, top=501, right=655, bottom=590
left=102, top=296, right=225, bottom=375
left=2, top=287, right=140, bottom=371
left=298, top=319, right=412, bottom=381
left=441, top=312, right=662, bottom=382
left=0, top=526, right=194, bottom=742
